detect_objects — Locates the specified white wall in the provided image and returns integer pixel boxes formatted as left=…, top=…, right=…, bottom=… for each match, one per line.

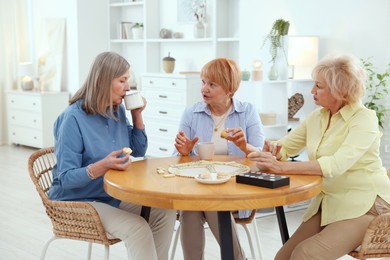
left=239, top=0, right=390, bottom=73
left=31, top=0, right=109, bottom=95
left=29, top=0, right=390, bottom=93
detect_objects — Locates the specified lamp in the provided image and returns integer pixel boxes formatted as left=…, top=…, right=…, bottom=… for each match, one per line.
left=19, top=62, right=34, bottom=90
left=287, top=36, right=319, bottom=79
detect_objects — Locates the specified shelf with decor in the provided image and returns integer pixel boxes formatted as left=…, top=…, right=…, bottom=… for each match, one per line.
left=235, top=81, right=289, bottom=140
left=234, top=79, right=315, bottom=141
left=108, top=0, right=240, bottom=78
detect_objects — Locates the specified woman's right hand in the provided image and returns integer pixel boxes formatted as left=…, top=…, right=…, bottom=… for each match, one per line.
left=174, top=131, right=199, bottom=156
left=263, top=139, right=282, bottom=160
left=90, top=149, right=132, bottom=179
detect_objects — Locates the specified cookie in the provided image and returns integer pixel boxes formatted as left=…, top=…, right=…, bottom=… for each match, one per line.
left=122, top=147, right=133, bottom=154
left=220, top=129, right=229, bottom=139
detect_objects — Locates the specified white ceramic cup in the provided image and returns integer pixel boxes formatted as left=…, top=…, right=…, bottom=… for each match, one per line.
left=195, top=142, right=215, bottom=160
left=123, top=91, right=144, bottom=110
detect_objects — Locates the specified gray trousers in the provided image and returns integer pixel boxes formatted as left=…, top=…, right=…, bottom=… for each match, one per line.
left=179, top=210, right=246, bottom=260
left=90, top=201, right=176, bottom=260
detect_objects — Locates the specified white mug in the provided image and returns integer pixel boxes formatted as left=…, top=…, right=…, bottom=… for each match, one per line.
left=195, top=142, right=215, bottom=160
left=124, top=91, right=144, bottom=110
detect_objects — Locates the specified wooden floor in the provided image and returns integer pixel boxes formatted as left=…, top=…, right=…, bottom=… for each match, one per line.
left=0, top=144, right=381, bottom=260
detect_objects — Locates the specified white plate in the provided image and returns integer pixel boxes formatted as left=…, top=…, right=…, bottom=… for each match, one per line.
left=194, top=174, right=231, bottom=184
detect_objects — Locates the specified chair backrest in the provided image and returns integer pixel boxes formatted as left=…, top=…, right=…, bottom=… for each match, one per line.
left=28, top=147, right=120, bottom=245
left=28, top=147, right=56, bottom=201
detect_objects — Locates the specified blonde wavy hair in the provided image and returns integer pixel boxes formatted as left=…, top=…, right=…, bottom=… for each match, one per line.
left=200, top=58, right=241, bottom=96
left=312, top=54, right=366, bottom=104
left=69, top=52, right=130, bottom=118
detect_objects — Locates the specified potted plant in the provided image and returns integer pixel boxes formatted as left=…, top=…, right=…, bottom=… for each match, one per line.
left=362, top=57, right=390, bottom=129
left=261, top=18, right=290, bottom=64
left=132, top=22, right=144, bottom=39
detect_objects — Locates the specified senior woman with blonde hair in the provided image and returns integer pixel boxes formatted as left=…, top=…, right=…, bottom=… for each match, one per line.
left=174, top=57, right=265, bottom=260
left=248, top=54, right=390, bottom=259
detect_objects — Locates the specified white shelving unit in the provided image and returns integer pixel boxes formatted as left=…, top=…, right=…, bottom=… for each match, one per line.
left=108, top=0, right=240, bottom=79
left=235, top=79, right=315, bottom=141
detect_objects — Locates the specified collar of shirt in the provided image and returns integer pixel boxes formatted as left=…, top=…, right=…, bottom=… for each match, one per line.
left=319, top=101, right=363, bottom=122
left=193, top=97, right=246, bottom=115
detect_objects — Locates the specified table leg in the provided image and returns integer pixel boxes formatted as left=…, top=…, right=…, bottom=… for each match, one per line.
left=141, top=206, right=151, bottom=222
left=218, top=211, right=234, bottom=260
left=275, top=206, right=289, bottom=244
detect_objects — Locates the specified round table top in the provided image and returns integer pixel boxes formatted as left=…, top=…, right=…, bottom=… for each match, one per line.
left=104, top=155, right=322, bottom=211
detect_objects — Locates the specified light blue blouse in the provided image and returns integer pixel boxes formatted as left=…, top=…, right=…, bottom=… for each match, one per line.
left=175, top=97, right=265, bottom=218
left=48, top=100, right=147, bottom=207
left=175, top=97, right=265, bottom=155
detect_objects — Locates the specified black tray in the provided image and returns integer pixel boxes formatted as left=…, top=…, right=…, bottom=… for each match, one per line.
left=236, top=171, right=290, bottom=189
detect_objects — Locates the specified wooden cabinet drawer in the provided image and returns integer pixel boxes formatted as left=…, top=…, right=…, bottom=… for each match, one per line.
left=8, top=126, right=43, bottom=147
left=8, top=110, right=42, bottom=129
left=7, top=94, right=42, bottom=112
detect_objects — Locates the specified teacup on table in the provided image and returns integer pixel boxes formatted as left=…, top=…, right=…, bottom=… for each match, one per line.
left=195, top=142, right=215, bottom=160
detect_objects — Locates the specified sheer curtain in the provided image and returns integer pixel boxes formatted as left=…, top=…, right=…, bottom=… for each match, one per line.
left=0, top=0, right=31, bottom=145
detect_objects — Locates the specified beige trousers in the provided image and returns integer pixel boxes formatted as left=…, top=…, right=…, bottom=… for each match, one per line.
left=179, top=210, right=246, bottom=260
left=275, top=196, right=390, bottom=260
left=90, top=201, right=176, bottom=260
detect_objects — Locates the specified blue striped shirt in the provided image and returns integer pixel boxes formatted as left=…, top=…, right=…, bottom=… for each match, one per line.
left=175, top=97, right=265, bottom=218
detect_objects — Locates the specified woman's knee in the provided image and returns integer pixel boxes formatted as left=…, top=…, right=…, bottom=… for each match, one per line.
left=180, top=211, right=205, bottom=225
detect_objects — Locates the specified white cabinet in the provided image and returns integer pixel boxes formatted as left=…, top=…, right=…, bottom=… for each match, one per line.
left=6, top=91, right=69, bottom=148
left=108, top=0, right=239, bottom=77
left=141, top=73, right=202, bottom=157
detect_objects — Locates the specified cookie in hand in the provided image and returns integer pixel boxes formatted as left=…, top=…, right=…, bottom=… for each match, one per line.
left=122, top=147, right=133, bottom=154
left=220, top=129, right=229, bottom=139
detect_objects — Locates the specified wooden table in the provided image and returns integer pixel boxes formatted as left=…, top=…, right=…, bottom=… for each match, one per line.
left=104, top=155, right=322, bottom=260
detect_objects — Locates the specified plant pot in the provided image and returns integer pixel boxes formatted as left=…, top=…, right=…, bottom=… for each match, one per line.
left=132, top=27, right=143, bottom=39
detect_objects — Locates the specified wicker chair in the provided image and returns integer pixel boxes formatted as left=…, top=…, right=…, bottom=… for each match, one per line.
left=349, top=168, right=390, bottom=259
left=348, top=213, right=390, bottom=259
left=169, top=210, right=263, bottom=260
left=28, top=147, right=121, bottom=260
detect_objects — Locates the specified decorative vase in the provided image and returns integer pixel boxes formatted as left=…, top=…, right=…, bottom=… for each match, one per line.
left=162, top=52, right=175, bottom=73
left=241, top=70, right=251, bottom=81
left=268, top=63, right=279, bottom=80
left=193, top=21, right=205, bottom=38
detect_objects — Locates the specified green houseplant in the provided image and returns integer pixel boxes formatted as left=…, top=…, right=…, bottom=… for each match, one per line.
left=261, top=18, right=290, bottom=64
left=362, top=58, right=390, bottom=129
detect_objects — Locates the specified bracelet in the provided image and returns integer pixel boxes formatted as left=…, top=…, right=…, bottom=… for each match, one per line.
left=87, top=164, right=96, bottom=180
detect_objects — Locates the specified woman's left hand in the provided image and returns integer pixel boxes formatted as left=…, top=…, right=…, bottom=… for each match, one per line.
left=225, top=127, right=248, bottom=154
left=247, top=150, right=282, bottom=174
left=131, top=97, right=147, bottom=129
left=131, top=97, right=147, bottom=115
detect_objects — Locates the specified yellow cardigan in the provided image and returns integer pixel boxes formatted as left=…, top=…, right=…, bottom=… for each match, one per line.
left=279, top=101, right=390, bottom=226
